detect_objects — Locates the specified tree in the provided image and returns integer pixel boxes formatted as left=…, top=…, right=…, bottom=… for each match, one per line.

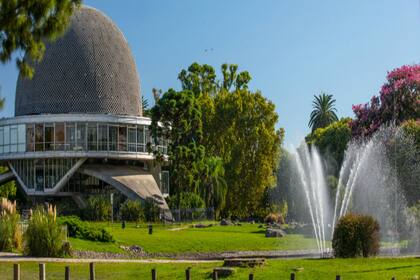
left=308, top=93, right=338, bottom=132
left=351, top=64, right=420, bottom=137
left=306, top=118, right=352, bottom=176
left=0, top=0, right=82, bottom=78
left=150, top=89, right=206, bottom=196
left=141, top=96, right=151, bottom=117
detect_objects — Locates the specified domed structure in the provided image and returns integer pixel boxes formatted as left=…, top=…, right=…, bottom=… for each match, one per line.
left=15, top=6, right=142, bottom=117
left=0, top=6, right=172, bottom=220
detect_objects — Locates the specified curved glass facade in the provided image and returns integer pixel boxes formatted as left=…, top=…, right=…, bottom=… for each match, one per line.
left=0, top=122, right=167, bottom=155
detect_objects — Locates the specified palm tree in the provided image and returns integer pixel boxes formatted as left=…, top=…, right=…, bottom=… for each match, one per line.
left=200, top=157, right=227, bottom=218
left=308, top=93, right=338, bottom=132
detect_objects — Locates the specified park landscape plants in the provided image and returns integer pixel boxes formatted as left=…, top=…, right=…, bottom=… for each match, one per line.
left=0, top=198, right=22, bottom=252
left=25, top=205, right=66, bottom=257
left=59, top=216, right=114, bottom=242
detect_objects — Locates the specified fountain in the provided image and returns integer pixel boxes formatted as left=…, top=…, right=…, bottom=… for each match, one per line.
left=292, top=125, right=420, bottom=256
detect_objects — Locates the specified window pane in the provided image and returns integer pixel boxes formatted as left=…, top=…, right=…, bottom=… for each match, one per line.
left=55, top=123, right=65, bottom=151
left=35, top=124, right=44, bottom=151
left=88, top=123, right=97, bottom=151
left=128, top=127, right=136, bottom=152
left=137, top=126, right=145, bottom=152
left=44, top=124, right=54, bottom=151
left=118, top=126, right=127, bottom=151
left=109, top=126, right=118, bottom=151
left=98, top=124, right=108, bottom=151
left=66, top=123, right=76, bottom=151
left=76, top=123, right=86, bottom=151
left=18, top=125, right=25, bottom=152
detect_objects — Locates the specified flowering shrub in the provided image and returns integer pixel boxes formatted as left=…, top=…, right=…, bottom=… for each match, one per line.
left=351, top=65, right=420, bottom=137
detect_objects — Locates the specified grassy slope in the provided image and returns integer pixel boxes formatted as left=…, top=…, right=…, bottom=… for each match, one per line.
left=70, top=223, right=319, bottom=254
left=0, top=258, right=419, bottom=279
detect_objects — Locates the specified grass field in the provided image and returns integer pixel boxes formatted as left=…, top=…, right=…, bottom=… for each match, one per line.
left=69, top=222, right=320, bottom=254
left=0, top=258, right=419, bottom=279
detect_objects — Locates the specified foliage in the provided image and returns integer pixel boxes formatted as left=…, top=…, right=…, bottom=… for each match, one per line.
left=151, top=62, right=281, bottom=218
left=306, top=118, right=352, bottom=176
left=83, top=196, right=111, bottom=221
left=198, top=156, right=227, bottom=217
left=332, top=213, right=380, bottom=258
left=141, top=96, right=151, bottom=117
left=308, top=93, right=339, bottom=132
left=210, top=84, right=282, bottom=218
left=168, top=192, right=205, bottom=209
left=143, top=198, right=161, bottom=222
left=150, top=88, right=205, bottom=194
left=120, top=200, right=144, bottom=222
left=351, top=64, right=420, bottom=137
left=401, top=119, right=420, bottom=149
left=25, top=205, right=65, bottom=257
left=0, top=166, right=16, bottom=199
left=264, top=213, right=285, bottom=224
left=59, top=216, right=114, bottom=242
left=406, top=201, right=420, bottom=251
left=0, top=198, right=21, bottom=251
left=0, top=0, right=82, bottom=78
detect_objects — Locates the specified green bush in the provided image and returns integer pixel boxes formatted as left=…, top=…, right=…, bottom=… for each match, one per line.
left=0, top=198, right=22, bottom=251
left=59, top=216, right=114, bottom=243
left=144, top=198, right=161, bottom=222
left=120, top=200, right=144, bottom=222
left=264, top=213, right=285, bottom=224
left=83, top=196, right=111, bottom=221
left=168, top=192, right=205, bottom=209
left=25, top=206, right=66, bottom=257
left=332, top=213, right=380, bottom=258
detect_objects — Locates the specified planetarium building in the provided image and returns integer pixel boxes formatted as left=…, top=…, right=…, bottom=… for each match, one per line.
left=0, top=7, right=171, bottom=217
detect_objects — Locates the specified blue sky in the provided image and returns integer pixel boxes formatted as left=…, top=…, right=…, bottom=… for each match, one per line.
left=1, top=0, right=420, bottom=146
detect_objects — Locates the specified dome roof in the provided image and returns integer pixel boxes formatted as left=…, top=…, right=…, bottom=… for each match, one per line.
left=15, top=6, right=142, bottom=117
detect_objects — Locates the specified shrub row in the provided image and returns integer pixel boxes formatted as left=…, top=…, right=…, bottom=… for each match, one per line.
left=59, top=216, right=114, bottom=242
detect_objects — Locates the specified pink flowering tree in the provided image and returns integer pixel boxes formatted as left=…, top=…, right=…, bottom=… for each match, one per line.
left=351, top=65, right=420, bottom=137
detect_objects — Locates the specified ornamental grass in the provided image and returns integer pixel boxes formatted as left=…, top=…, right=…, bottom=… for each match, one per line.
left=0, top=198, right=22, bottom=251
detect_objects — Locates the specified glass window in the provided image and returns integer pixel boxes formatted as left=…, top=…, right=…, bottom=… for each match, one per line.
left=35, top=159, right=44, bottom=191
left=66, top=123, right=76, bottom=151
left=3, top=126, right=10, bottom=153
left=35, top=124, right=44, bottom=151
left=137, top=126, right=145, bottom=152
left=88, top=123, right=97, bottom=151
left=76, top=123, right=86, bottom=151
left=118, top=126, right=127, bottom=151
left=10, top=126, right=18, bottom=152
left=0, top=127, right=3, bottom=154
left=98, top=124, right=108, bottom=151
left=128, top=127, right=136, bottom=152
left=18, top=124, right=25, bottom=152
left=109, top=126, right=118, bottom=151
left=44, top=124, right=54, bottom=151
left=55, top=123, right=65, bottom=151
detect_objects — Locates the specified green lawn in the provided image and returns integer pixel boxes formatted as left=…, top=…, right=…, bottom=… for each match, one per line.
left=1, top=258, right=419, bottom=279
left=69, top=222, right=319, bottom=254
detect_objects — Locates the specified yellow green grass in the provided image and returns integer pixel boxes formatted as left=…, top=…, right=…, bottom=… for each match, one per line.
left=0, top=258, right=419, bottom=279
left=69, top=222, right=319, bottom=254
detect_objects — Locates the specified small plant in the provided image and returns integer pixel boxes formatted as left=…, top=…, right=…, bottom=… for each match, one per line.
left=144, top=198, right=161, bottom=222
left=59, top=216, right=114, bottom=242
left=333, top=213, right=380, bottom=258
left=25, top=205, right=66, bottom=257
left=0, top=198, right=22, bottom=251
left=120, top=200, right=144, bottom=223
left=83, top=196, right=111, bottom=221
left=264, top=213, right=285, bottom=225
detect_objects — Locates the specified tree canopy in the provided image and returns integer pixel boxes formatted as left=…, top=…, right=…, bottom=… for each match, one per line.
left=0, top=0, right=82, bottom=78
left=309, top=93, right=339, bottom=132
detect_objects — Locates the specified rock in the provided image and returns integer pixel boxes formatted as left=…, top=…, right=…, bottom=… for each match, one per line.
left=195, top=223, right=211, bottom=228
left=265, top=228, right=286, bottom=238
left=220, top=219, right=233, bottom=226
left=224, top=258, right=266, bottom=268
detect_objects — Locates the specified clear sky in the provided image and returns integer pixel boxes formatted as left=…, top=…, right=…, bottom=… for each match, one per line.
left=1, top=0, right=420, bottom=146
